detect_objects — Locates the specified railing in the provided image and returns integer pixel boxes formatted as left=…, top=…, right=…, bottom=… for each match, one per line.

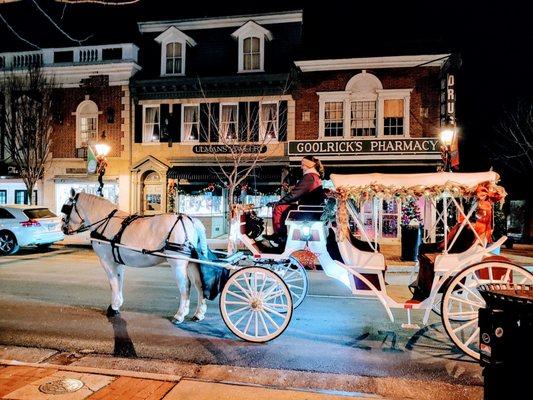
left=0, top=43, right=139, bottom=70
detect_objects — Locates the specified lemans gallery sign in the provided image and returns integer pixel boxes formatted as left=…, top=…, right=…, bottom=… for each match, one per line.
left=288, top=138, right=440, bottom=156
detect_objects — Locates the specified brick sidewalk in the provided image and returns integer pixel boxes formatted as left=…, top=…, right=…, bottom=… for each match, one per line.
left=0, top=364, right=378, bottom=400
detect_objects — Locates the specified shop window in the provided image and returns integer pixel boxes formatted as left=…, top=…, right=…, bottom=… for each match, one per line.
left=182, top=104, right=200, bottom=141
left=143, top=105, right=160, bottom=143
left=383, top=99, right=404, bottom=135
left=261, top=102, right=278, bottom=140
left=324, top=102, right=344, bottom=137
left=220, top=104, right=238, bottom=140
left=381, top=199, right=399, bottom=238
left=76, top=100, right=98, bottom=148
left=178, top=189, right=224, bottom=216
left=351, top=101, right=376, bottom=137
left=0, top=190, right=6, bottom=204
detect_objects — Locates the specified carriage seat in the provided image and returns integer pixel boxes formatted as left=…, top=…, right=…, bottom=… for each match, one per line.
left=286, top=210, right=323, bottom=222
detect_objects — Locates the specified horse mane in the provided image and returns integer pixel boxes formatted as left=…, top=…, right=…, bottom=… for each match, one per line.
left=78, top=192, right=118, bottom=214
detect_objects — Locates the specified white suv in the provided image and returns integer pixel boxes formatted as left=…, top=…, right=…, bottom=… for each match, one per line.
left=0, top=205, right=64, bottom=255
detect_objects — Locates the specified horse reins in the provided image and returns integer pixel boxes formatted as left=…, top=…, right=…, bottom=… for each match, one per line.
left=62, top=194, right=119, bottom=235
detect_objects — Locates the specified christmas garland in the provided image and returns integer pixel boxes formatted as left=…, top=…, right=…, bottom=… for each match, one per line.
left=325, top=180, right=507, bottom=241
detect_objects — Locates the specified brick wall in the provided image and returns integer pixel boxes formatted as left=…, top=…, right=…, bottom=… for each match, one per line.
left=51, top=75, right=124, bottom=158
left=294, top=67, right=441, bottom=140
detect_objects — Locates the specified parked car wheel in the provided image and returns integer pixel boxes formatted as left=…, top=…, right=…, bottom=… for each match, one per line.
left=0, top=231, right=19, bottom=255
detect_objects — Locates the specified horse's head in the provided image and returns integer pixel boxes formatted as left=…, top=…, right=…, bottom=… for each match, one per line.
left=61, top=188, right=84, bottom=235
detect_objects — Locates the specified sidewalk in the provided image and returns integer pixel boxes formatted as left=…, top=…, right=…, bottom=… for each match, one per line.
left=0, top=362, right=378, bottom=400
left=0, top=345, right=484, bottom=400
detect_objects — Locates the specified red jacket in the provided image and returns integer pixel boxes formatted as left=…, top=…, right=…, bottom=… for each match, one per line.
left=277, top=172, right=324, bottom=206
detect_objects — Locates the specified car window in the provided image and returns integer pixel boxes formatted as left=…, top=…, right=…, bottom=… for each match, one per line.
left=23, top=208, right=57, bottom=219
left=0, top=208, right=16, bottom=219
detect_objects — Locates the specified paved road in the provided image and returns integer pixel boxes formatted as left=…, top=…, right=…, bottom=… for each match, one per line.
left=0, top=245, right=481, bottom=386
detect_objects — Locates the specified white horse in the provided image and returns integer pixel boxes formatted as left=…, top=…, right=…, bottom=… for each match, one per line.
left=61, top=190, right=208, bottom=324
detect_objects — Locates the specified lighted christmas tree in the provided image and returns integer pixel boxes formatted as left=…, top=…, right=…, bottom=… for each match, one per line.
left=401, top=198, right=421, bottom=225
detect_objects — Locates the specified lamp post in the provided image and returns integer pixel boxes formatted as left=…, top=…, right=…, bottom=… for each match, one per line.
left=440, top=128, right=455, bottom=172
left=94, top=132, right=110, bottom=197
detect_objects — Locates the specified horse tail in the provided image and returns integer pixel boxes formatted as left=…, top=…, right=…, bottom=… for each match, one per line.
left=192, top=217, right=208, bottom=257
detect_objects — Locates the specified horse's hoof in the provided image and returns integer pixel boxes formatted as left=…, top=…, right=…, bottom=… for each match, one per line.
left=106, top=305, right=120, bottom=317
left=171, top=317, right=184, bottom=325
left=192, top=315, right=205, bottom=322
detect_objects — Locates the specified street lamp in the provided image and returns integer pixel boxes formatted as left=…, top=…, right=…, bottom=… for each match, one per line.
left=440, top=128, right=455, bottom=172
left=95, top=131, right=110, bottom=197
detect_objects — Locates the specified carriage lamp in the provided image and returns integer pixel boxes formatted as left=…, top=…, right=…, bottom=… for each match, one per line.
left=440, top=128, right=455, bottom=172
left=301, top=225, right=312, bottom=241
left=95, top=132, right=110, bottom=197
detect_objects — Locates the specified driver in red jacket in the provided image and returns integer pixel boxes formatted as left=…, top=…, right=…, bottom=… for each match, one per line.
left=263, top=156, right=325, bottom=243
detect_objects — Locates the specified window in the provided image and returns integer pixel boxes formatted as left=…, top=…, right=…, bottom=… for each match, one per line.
left=15, top=190, right=27, bottom=205
left=76, top=100, right=98, bottom=148
left=182, top=104, right=200, bottom=141
left=324, top=102, right=344, bottom=137
left=232, top=21, right=271, bottom=73
left=261, top=102, right=278, bottom=140
left=24, top=208, right=56, bottom=219
left=318, top=72, right=411, bottom=138
left=220, top=104, right=238, bottom=140
left=243, top=37, right=260, bottom=71
left=0, top=208, right=15, bottom=219
left=0, top=190, right=6, bottom=204
left=155, top=26, right=196, bottom=77
left=143, top=106, right=160, bottom=143
left=351, top=101, right=377, bottom=137
left=383, top=99, right=404, bottom=135
left=165, top=42, right=182, bottom=75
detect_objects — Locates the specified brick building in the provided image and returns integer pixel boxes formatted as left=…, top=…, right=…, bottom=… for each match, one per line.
left=290, top=55, right=451, bottom=241
left=0, top=2, right=139, bottom=213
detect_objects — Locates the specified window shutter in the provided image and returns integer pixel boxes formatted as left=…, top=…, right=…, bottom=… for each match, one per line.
left=209, top=103, right=220, bottom=143
left=384, top=99, right=404, bottom=117
left=200, top=103, right=210, bottom=142
left=169, top=104, right=181, bottom=143
left=278, top=100, right=288, bottom=142
left=134, top=104, right=143, bottom=143
left=249, top=102, right=259, bottom=142
left=160, top=104, right=170, bottom=142
left=238, top=102, right=249, bottom=142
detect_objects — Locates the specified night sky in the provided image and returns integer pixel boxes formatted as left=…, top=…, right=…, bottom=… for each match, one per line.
left=1, top=0, right=531, bottom=195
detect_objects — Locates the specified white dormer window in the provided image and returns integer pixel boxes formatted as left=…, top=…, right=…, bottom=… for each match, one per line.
left=155, top=26, right=196, bottom=77
left=165, top=42, right=182, bottom=75
left=243, top=37, right=260, bottom=71
left=232, top=21, right=272, bottom=73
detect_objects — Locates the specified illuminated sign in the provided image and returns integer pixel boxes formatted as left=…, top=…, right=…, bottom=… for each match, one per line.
left=288, top=138, right=440, bottom=156
left=192, top=145, right=267, bottom=154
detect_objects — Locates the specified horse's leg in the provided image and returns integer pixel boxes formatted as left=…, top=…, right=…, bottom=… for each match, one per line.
left=169, top=259, right=191, bottom=324
left=99, top=257, right=124, bottom=317
left=188, top=263, right=207, bottom=322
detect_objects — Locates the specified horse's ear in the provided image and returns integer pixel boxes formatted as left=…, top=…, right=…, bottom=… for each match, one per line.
left=69, top=188, right=76, bottom=199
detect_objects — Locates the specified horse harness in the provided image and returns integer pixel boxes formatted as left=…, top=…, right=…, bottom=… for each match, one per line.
left=62, top=196, right=197, bottom=265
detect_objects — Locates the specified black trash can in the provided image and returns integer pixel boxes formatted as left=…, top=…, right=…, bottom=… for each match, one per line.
left=478, top=283, right=533, bottom=400
left=400, top=224, right=422, bottom=261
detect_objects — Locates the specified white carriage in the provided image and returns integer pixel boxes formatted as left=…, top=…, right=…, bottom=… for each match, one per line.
left=226, top=170, right=533, bottom=358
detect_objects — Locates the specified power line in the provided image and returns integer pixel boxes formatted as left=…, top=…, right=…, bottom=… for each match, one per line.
left=31, top=0, right=92, bottom=45
left=0, top=12, right=40, bottom=49
left=55, top=0, right=141, bottom=5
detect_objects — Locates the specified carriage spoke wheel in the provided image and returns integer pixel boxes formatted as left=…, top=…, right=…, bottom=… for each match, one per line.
left=263, top=258, right=309, bottom=310
left=441, top=260, right=533, bottom=360
left=220, top=267, right=293, bottom=342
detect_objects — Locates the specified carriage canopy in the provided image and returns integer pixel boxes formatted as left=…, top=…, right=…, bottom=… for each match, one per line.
left=329, top=171, right=505, bottom=202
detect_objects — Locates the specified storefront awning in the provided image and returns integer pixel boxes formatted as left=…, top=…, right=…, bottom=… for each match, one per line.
left=167, top=165, right=286, bottom=185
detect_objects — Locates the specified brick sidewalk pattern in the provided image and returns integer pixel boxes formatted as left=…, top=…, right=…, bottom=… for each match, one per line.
left=0, top=365, right=375, bottom=400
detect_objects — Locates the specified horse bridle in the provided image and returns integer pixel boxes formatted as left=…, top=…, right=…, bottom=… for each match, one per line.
left=61, top=194, right=117, bottom=235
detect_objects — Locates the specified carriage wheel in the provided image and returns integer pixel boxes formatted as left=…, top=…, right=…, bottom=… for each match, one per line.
left=219, top=267, right=293, bottom=342
left=441, top=260, right=533, bottom=360
left=263, top=257, right=309, bottom=310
